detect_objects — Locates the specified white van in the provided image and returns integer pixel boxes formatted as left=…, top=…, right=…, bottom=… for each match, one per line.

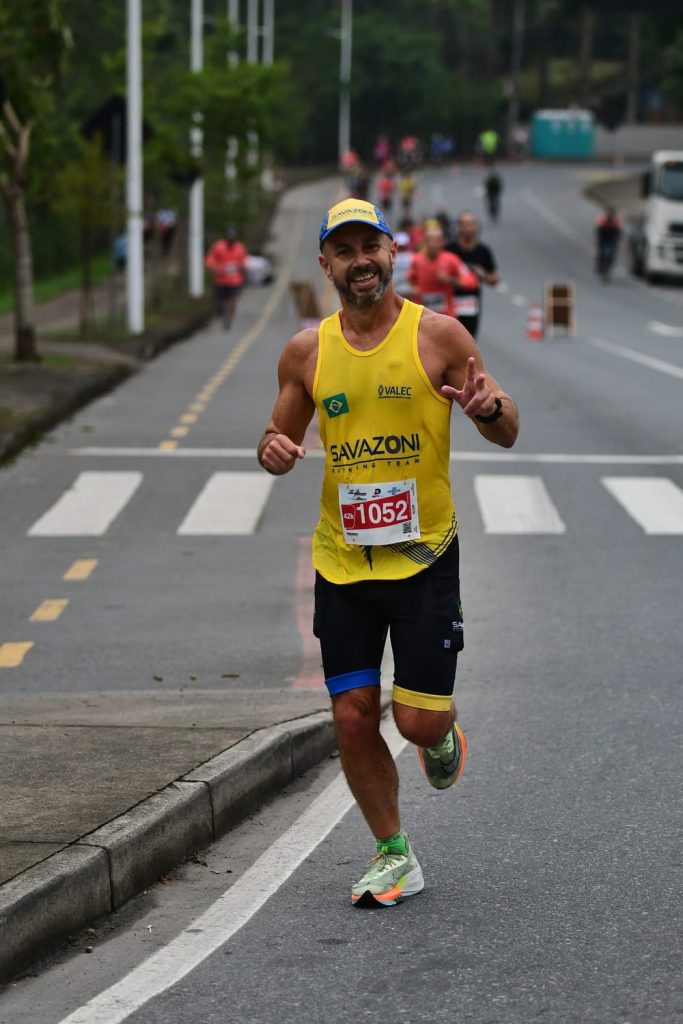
left=629, top=151, right=683, bottom=283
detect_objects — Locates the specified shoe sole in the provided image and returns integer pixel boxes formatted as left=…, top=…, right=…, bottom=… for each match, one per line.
left=418, top=722, right=468, bottom=790
left=351, top=863, right=424, bottom=907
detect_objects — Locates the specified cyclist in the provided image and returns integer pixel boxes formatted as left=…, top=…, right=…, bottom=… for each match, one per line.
left=595, top=208, right=622, bottom=281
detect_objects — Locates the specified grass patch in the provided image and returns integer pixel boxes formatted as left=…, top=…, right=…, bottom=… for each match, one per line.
left=0, top=253, right=112, bottom=315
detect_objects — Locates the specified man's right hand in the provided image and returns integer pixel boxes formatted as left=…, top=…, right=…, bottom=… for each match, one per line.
left=259, top=433, right=306, bottom=475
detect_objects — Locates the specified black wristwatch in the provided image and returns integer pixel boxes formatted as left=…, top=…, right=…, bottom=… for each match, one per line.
left=475, top=396, right=503, bottom=423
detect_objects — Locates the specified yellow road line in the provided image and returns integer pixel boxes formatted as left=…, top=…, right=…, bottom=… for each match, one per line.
left=180, top=413, right=198, bottom=424
left=158, top=199, right=307, bottom=450
left=30, top=599, right=69, bottom=622
left=64, top=559, right=98, bottom=581
left=0, top=642, right=34, bottom=667
left=170, top=426, right=189, bottom=438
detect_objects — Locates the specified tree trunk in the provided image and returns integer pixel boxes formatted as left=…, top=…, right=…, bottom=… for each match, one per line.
left=625, top=13, right=640, bottom=123
left=79, top=221, right=94, bottom=338
left=577, top=5, right=594, bottom=110
left=5, top=186, right=38, bottom=361
left=536, top=0, right=551, bottom=108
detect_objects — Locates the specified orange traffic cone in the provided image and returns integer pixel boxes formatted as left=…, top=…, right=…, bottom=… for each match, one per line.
left=526, top=304, right=544, bottom=341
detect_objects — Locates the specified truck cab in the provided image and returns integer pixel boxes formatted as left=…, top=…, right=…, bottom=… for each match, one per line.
left=629, top=151, right=683, bottom=282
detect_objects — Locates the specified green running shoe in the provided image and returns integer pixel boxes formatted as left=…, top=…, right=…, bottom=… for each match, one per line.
left=418, top=721, right=467, bottom=790
left=351, top=834, right=424, bottom=907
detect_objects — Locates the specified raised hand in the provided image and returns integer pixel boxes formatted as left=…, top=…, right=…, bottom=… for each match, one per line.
left=441, top=356, right=497, bottom=419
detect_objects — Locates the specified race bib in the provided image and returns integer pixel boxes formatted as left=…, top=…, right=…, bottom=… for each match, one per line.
left=339, top=479, right=420, bottom=546
left=455, top=295, right=479, bottom=317
left=224, top=262, right=238, bottom=275
left=421, top=291, right=448, bottom=314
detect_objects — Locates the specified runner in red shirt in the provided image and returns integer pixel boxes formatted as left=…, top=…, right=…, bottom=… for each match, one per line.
left=408, top=224, right=479, bottom=319
left=205, top=226, right=248, bottom=329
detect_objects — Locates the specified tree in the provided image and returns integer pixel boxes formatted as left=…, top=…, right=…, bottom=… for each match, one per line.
left=0, top=1, right=72, bottom=360
left=52, top=137, right=113, bottom=336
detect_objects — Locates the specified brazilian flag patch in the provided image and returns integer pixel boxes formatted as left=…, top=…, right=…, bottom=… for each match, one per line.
left=322, top=393, right=349, bottom=418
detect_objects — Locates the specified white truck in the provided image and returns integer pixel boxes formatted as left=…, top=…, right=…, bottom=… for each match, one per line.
left=629, top=151, right=683, bottom=283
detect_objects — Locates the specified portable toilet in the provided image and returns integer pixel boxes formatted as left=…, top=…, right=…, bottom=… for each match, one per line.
left=531, top=109, right=595, bottom=159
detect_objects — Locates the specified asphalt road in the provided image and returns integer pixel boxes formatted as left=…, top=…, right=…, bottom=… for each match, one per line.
left=1, top=163, right=682, bottom=1024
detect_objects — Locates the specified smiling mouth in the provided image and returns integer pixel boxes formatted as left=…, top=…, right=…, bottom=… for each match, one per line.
left=349, top=270, right=378, bottom=286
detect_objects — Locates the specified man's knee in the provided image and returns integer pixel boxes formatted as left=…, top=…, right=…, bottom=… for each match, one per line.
left=332, top=687, right=381, bottom=751
left=393, top=701, right=454, bottom=747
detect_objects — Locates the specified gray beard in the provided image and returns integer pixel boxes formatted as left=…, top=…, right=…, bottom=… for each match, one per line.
left=333, top=263, right=393, bottom=308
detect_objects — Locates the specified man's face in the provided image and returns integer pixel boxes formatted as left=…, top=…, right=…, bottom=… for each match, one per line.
left=319, top=225, right=396, bottom=308
left=424, top=227, right=445, bottom=259
left=457, top=214, right=478, bottom=243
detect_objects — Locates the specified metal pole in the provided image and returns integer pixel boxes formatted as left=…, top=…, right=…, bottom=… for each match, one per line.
left=189, top=0, right=204, bottom=297
left=246, top=0, right=259, bottom=172
left=506, top=0, right=525, bottom=157
left=338, top=0, right=352, bottom=162
left=262, top=0, right=274, bottom=65
left=126, top=0, right=144, bottom=334
left=247, top=0, right=258, bottom=64
left=228, top=0, right=239, bottom=66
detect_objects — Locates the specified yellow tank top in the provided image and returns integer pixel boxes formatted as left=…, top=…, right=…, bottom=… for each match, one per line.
left=312, top=298, right=457, bottom=583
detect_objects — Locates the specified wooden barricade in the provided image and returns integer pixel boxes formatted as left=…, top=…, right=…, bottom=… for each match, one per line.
left=543, top=281, right=576, bottom=337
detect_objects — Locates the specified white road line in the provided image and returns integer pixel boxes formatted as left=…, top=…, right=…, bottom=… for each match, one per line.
left=511, top=294, right=528, bottom=307
left=27, top=472, right=142, bottom=537
left=521, top=190, right=590, bottom=251
left=495, top=281, right=509, bottom=294
left=588, top=336, right=683, bottom=380
left=68, top=447, right=683, bottom=465
left=176, top=472, right=275, bottom=535
left=648, top=320, right=683, bottom=339
left=602, top=477, right=683, bottom=534
left=57, top=720, right=408, bottom=1024
left=474, top=475, right=566, bottom=534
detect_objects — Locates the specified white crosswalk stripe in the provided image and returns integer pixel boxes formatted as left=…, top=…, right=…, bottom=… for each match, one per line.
left=177, top=472, right=275, bottom=535
left=27, top=472, right=142, bottom=537
left=602, top=477, right=683, bottom=535
left=473, top=475, right=566, bottom=534
left=24, top=471, right=683, bottom=539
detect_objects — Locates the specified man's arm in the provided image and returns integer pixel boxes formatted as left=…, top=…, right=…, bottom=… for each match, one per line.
left=477, top=245, right=499, bottom=287
left=430, top=315, right=519, bottom=449
left=257, top=330, right=317, bottom=475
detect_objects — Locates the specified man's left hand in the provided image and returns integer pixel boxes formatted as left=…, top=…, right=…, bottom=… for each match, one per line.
left=442, top=357, right=498, bottom=419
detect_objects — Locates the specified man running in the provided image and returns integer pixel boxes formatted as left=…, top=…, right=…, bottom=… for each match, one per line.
left=205, top=225, right=248, bottom=330
left=446, top=211, right=500, bottom=340
left=408, top=223, right=479, bottom=319
left=257, top=198, right=519, bottom=907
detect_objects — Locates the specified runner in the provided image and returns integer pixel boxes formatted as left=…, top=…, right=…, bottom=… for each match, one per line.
left=257, top=198, right=519, bottom=906
left=204, top=226, right=248, bottom=330
left=408, top=223, right=479, bottom=319
left=446, top=210, right=500, bottom=340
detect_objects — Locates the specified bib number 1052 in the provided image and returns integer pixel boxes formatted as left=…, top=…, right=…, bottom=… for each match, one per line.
left=338, top=479, right=420, bottom=546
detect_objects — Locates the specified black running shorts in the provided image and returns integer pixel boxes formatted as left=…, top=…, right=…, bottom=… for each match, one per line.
left=313, top=536, right=464, bottom=711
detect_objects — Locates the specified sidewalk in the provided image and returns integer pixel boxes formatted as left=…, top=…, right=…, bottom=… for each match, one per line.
left=0, top=243, right=341, bottom=983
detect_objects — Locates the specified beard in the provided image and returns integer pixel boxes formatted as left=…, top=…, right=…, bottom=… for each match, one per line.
left=332, top=261, right=393, bottom=308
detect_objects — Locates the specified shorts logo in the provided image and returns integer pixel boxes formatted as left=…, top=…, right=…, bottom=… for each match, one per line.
left=322, top=392, right=349, bottom=418
left=378, top=384, right=412, bottom=399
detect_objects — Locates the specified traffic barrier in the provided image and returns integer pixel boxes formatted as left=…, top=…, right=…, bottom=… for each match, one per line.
left=543, top=281, right=576, bottom=336
left=526, top=303, right=544, bottom=340
left=290, top=281, right=321, bottom=330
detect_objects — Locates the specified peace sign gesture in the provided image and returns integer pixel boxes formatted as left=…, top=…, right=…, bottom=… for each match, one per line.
left=441, top=356, right=498, bottom=420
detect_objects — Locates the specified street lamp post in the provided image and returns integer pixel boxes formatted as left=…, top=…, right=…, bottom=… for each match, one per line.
left=189, top=0, right=204, bottom=297
left=338, top=0, right=352, bottom=163
left=126, top=0, right=144, bottom=334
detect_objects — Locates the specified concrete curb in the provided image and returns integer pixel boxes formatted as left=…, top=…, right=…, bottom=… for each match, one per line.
left=0, top=710, right=337, bottom=983
left=0, top=362, right=134, bottom=466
